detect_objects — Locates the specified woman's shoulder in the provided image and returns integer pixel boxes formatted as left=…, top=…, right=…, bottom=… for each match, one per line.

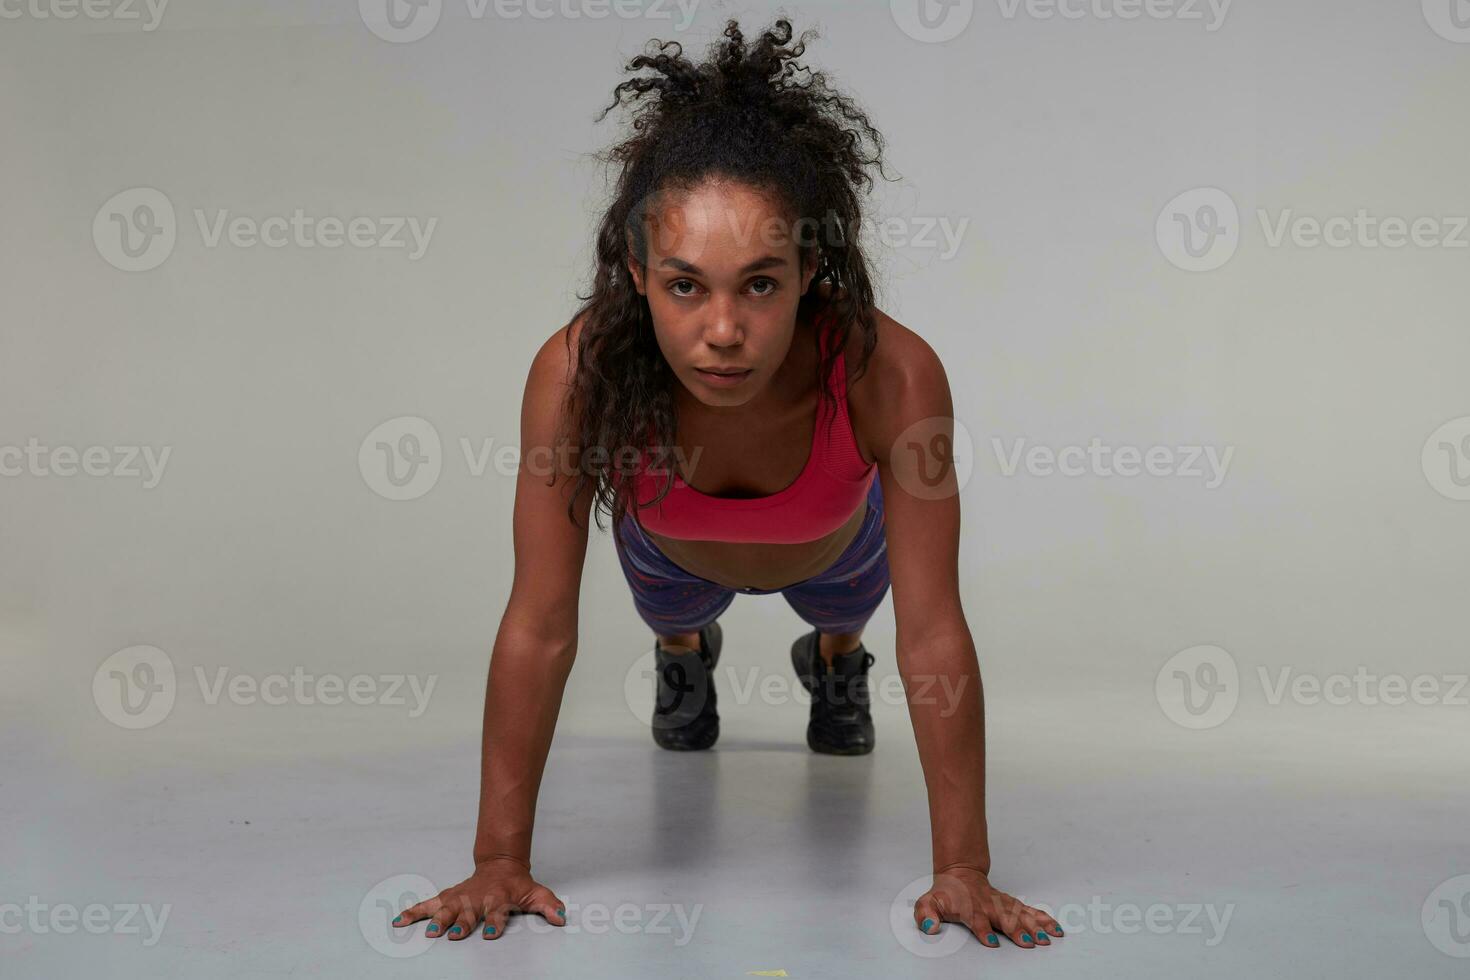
left=839, top=301, right=951, bottom=468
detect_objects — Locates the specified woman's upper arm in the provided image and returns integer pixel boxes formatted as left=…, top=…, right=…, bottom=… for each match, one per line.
left=500, top=317, right=595, bottom=643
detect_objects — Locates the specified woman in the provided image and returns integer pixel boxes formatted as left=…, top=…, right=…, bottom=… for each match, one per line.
left=393, top=18, right=1062, bottom=953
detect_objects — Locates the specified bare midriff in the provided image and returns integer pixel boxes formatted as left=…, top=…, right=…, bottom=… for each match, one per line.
left=639, top=499, right=867, bottom=591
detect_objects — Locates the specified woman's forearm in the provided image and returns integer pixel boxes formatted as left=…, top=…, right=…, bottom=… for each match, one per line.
left=470, top=625, right=578, bottom=868
left=897, top=625, right=991, bottom=875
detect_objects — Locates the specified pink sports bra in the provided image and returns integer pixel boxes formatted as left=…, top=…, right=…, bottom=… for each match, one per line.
left=628, top=309, right=877, bottom=544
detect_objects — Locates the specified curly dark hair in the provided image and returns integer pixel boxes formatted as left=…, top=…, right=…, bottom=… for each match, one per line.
left=558, top=16, right=894, bottom=534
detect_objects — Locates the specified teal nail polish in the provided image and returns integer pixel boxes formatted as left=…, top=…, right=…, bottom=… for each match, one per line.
left=921, top=917, right=934, bottom=931
left=426, top=924, right=440, bottom=935
left=392, top=914, right=403, bottom=924
left=557, top=907, right=565, bottom=918
left=1021, top=932, right=1032, bottom=942
left=1037, top=929, right=1048, bottom=937
left=484, top=925, right=497, bottom=936
left=449, top=925, right=462, bottom=936
left=1053, top=926, right=1063, bottom=935
left=986, top=932, right=999, bottom=945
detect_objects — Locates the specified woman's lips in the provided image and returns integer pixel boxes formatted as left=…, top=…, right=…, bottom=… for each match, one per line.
left=694, top=367, right=753, bottom=387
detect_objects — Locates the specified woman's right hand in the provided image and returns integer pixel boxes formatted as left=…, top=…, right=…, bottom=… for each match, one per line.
left=391, top=858, right=567, bottom=941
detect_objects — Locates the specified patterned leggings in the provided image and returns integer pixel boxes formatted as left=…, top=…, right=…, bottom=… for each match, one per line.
left=614, top=476, right=891, bottom=636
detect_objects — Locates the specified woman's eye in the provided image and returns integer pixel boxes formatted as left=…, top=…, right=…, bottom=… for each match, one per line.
left=750, top=278, right=778, bottom=295
left=670, top=280, right=697, bottom=296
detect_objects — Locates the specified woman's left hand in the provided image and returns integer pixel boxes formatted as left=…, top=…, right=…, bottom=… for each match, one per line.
left=913, top=865, right=1063, bottom=949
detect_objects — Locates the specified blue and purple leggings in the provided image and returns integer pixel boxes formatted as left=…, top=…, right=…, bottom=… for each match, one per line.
left=614, top=476, right=891, bottom=636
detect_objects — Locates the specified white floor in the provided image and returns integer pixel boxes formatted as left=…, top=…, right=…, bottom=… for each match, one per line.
left=8, top=680, right=1465, bottom=979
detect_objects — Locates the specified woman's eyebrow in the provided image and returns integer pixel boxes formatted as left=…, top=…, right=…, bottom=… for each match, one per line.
left=657, top=255, right=789, bottom=275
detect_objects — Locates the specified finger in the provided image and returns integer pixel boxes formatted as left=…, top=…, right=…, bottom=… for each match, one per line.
left=966, top=913, right=1002, bottom=948
left=914, top=893, right=945, bottom=935
left=447, top=902, right=478, bottom=941
left=1033, top=910, right=1064, bottom=938
left=983, top=898, right=1033, bottom=948
left=481, top=897, right=514, bottom=940
left=1020, top=907, right=1058, bottom=944
left=528, top=884, right=567, bottom=927
left=392, top=897, right=439, bottom=928
left=425, top=901, right=460, bottom=939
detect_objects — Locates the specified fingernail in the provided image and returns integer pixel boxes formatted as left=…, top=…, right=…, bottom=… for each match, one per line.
left=1037, top=928, right=1048, bottom=937
left=921, top=917, right=934, bottom=932
left=484, top=925, right=497, bottom=936
left=557, top=907, right=566, bottom=918
left=1021, top=932, right=1032, bottom=943
left=1053, top=926, right=1063, bottom=935
left=986, top=932, right=999, bottom=945
left=392, top=914, right=403, bottom=924
left=426, top=924, right=440, bottom=935
left=449, top=925, right=462, bottom=936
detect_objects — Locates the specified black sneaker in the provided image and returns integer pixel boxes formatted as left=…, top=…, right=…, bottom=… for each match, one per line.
left=790, top=630, right=876, bottom=755
left=652, top=621, right=722, bottom=751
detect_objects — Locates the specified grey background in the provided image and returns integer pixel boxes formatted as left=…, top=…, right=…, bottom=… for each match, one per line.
left=3, top=0, right=1468, bottom=977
